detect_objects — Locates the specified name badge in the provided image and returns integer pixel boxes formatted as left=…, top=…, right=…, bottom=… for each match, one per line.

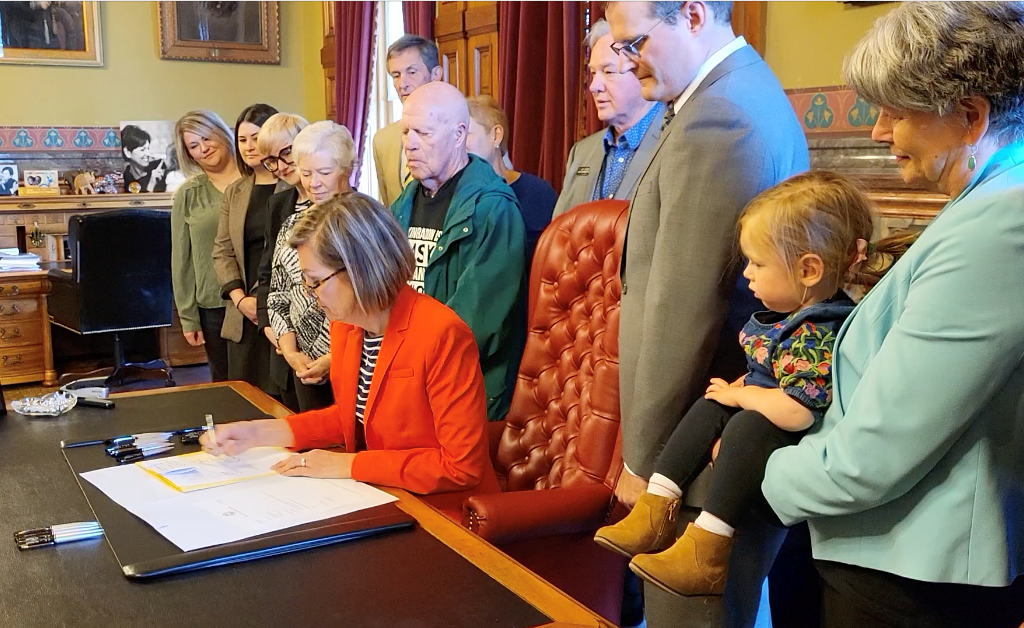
left=575, top=166, right=591, bottom=177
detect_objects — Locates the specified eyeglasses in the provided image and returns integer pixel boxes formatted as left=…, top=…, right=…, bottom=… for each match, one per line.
left=610, top=16, right=665, bottom=60
left=261, top=145, right=294, bottom=173
left=302, top=267, right=345, bottom=300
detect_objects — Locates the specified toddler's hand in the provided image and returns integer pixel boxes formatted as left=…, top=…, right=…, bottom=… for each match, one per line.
left=705, top=378, right=742, bottom=407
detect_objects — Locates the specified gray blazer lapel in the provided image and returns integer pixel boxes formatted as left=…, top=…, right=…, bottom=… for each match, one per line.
left=580, top=134, right=605, bottom=201
left=617, top=118, right=662, bottom=200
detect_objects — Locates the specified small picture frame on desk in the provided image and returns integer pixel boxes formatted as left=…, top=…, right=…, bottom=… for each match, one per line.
left=19, top=170, right=61, bottom=197
left=0, top=165, right=18, bottom=196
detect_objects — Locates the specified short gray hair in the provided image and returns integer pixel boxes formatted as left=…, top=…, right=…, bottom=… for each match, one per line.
left=292, top=120, right=356, bottom=174
left=647, top=2, right=732, bottom=27
left=386, top=34, right=440, bottom=70
left=587, top=18, right=611, bottom=50
left=844, top=1, right=1024, bottom=145
left=289, top=192, right=414, bottom=314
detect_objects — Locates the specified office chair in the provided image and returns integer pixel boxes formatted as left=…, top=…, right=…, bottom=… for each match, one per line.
left=48, top=209, right=175, bottom=389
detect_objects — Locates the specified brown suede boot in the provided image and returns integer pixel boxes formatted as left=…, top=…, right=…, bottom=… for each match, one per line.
left=594, top=492, right=679, bottom=558
left=629, top=522, right=734, bottom=597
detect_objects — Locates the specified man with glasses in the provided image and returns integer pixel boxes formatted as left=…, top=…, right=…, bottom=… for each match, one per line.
left=604, top=2, right=808, bottom=627
left=553, top=19, right=664, bottom=217
left=373, top=35, right=444, bottom=208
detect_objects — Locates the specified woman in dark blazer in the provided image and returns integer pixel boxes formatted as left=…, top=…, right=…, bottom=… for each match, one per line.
left=253, top=113, right=309, bottom=412
left=212, top=103, right=279, bottom=394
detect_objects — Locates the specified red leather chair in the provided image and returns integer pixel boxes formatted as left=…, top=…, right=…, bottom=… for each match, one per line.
left=463, top=199, right=629, bottom=623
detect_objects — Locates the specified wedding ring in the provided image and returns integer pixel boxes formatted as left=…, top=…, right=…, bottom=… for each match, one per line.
left=300, top=457, right=306, bottom=468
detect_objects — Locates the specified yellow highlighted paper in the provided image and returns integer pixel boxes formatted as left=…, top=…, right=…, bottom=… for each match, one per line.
left=138, top=447, right=292, bottom=492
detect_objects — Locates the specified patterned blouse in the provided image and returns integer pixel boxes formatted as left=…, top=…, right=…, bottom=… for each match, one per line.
left=266, top=201, right=331, bottom=360
left=739, top=291, right=855, bottom=417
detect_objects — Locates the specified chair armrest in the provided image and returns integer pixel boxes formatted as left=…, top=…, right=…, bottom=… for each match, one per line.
left=463, top=483, right=613, bottom=546
left=47, top=268, right=75, bottom=286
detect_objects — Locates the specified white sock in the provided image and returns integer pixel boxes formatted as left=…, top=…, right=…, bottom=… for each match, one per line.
left=694, top=511, right=735, bottom=538
left=647, top=473, right=683, bottom=499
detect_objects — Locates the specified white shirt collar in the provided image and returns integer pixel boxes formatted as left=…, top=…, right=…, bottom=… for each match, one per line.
left=673, top=36, right=746, bottom=115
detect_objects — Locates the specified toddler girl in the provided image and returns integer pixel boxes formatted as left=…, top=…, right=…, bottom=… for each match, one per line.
left=595, top=170, right=913, bottom=597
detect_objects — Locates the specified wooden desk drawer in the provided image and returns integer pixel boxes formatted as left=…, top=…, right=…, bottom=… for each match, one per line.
left=0, top=298, right=40, bottom=320
left=0, top=345, right=44, bottom=379
left=0, top=321, right=41, bottom=348
left=0, top=281, right=44, bottom=298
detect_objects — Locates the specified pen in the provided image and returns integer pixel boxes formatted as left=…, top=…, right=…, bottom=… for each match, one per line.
left=14, top=521, right=103, bottom=550
left=114, top=443, right=175, bottom=464
left=62, top=426, right=209, bottom=449
left=205, top=414, right=216, bottom=447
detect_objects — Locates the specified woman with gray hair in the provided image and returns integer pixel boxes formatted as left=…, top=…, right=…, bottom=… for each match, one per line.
left=761, top=3, right=1024, bottom=626
left=265, top=120, right=354, bottom=411
left=201, top=192, right=500, bottom=520
left=171, top=109, right=241, bottom=381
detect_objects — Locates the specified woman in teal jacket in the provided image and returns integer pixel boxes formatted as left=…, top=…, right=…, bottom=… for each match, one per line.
left=762, top=4, right=1024, bottom=627
left=391, top=153, right=525, bottom=421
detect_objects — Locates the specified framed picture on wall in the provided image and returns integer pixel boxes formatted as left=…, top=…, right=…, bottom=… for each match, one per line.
left=158, top=1, right=280, bottom=65
left=0, top=1, right=103, bottom=66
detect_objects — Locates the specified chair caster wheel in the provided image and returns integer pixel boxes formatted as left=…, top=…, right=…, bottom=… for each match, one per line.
left=164, top=379, right=177, bottom=387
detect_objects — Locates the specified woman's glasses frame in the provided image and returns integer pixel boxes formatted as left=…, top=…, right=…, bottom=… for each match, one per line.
left=302, top=267, right=345, bottom=300
left=261, top=145, right=295, bottom=173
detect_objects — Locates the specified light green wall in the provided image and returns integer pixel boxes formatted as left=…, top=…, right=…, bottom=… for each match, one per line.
left=0, top=1, right=326, bottom=126
left=765, top=1, right=895, bottom=89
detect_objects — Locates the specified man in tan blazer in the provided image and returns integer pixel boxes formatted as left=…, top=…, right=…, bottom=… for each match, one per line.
left=372, top=34, right=443, bottom=207
left=607, top=2, right=808, bottom=627
left=553, top=19, right=663, bottom=217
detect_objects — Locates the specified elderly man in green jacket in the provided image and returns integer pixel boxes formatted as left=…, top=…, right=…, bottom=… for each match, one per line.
left=390, top=81, right=526, bottom=421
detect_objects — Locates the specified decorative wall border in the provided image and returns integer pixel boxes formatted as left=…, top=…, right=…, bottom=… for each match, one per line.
left=785, top=85, right=877, bottom=137
left=0, top=126, right=121, bottom=152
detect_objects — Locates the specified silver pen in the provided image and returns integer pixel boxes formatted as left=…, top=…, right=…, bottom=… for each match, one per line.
left=14, top=521, right=103, bottom=550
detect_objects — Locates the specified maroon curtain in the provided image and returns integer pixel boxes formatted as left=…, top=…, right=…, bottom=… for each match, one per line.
left=499, top=2, right=584, bottom=192
left=403, top=1, right=434, bottom=40
left=582, top=1, right=607, bottom=138
left=334, top=1, right=378, bottom=186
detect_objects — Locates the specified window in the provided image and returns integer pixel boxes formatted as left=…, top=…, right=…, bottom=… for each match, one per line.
left=357, top=1, right=406, bottom=197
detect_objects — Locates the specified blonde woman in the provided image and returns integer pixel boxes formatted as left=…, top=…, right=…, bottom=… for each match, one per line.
left=254, top=112, right=309, bottom=410
left=171, top=109, right=241, bottom=381
left=465, top=95, right=556, bottom=267
left=265, top=120, right=354, bottom=412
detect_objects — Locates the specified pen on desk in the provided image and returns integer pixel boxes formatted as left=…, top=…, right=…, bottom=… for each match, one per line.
left=63, top=427, right=206, bottom=449
left=14, top=521, right=103, bottom=550
left=114, top=443, right=175, bottom=464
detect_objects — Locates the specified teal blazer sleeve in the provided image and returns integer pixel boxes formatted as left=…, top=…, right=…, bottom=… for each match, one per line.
left=763, top=187, right=1024, bottom=525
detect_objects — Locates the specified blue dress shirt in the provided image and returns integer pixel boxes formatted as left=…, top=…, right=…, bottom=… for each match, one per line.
left=597, top=102, right=664, bottom=200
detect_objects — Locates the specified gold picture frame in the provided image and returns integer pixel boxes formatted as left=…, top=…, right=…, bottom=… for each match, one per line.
left=158, top=1, right=280, bottom=65
left=0, top=1, right=103, bottom=67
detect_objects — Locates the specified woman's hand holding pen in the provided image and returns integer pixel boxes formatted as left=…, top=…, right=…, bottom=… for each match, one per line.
left=200, top=419, right=295, bottom=456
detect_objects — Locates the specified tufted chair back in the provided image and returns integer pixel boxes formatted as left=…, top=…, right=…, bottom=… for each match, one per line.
left=495, top=199, right=629, bottom=493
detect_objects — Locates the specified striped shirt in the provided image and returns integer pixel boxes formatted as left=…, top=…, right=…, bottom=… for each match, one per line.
left=354, top=331, right=383, bottom=450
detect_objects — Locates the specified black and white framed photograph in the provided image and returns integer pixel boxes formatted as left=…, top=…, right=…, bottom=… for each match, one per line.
left=0, top=1, right=103, bottom=66
left=158, top=1, right=280, bottom=64
left=119, top=121, right=185, bottom=194
left=0, top=165, right=18, bottom=196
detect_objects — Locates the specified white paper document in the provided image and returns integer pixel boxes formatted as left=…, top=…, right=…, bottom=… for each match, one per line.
left=80, top=464, right=398, bottom=551
left=138, top=447, right=291, bottom=492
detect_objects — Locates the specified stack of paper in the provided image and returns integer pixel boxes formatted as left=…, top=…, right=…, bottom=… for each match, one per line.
left=138, top=447, right=289, bottom=492
left=0, top=250, right=39, bottom=271
left=80, top=449, right=398, bottom=552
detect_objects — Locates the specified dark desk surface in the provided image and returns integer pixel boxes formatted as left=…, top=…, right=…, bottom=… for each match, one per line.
left=0, top=382, right=609, bottom=628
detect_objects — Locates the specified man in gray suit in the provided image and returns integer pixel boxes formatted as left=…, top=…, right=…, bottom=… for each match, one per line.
left=553, top=19, right=663, bottom=217
left=606, top=2, right=808, bottom=627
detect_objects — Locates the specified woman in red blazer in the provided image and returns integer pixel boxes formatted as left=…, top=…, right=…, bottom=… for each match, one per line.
left=202, top=192, right=499, bottom=520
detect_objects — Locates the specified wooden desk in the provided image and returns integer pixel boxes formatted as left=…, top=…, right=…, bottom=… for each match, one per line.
left=0, top=268, right=56, bottom=385
left=0, top=382, right=611, bottom=628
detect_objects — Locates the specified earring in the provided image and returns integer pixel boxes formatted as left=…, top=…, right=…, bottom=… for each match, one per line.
left=968, top=144, right=977, bottom=171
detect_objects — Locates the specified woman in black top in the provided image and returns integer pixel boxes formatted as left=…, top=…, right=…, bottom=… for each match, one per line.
left=212, top=103, right=280, bottom=394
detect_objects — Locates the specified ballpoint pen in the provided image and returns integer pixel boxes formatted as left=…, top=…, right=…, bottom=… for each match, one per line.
left=14, top=521, right=103, bottom=550
left=205, top=414, right=216, bottom=447
left=114, top=443, right=176, bottom=464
